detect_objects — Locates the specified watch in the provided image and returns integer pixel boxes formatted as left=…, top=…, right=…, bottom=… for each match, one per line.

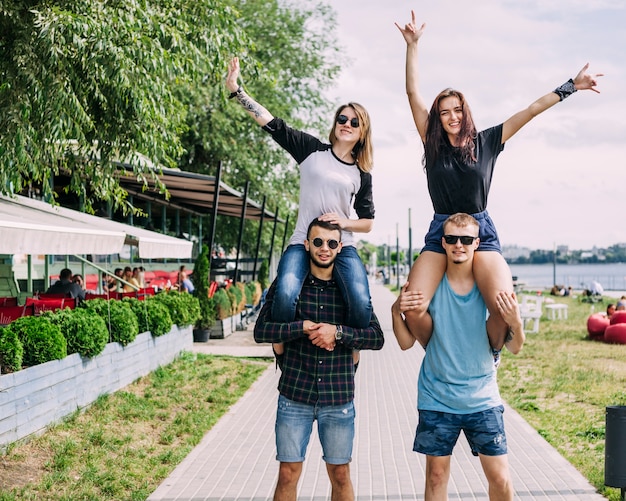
left=335, top=324, right=343, bottom=341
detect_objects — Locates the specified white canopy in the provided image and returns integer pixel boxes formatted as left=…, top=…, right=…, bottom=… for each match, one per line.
left=0, top=194, right=193, bottom=259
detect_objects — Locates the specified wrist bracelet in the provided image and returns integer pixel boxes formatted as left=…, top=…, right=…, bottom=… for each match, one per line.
left=553, top=78, right=577, bottom=101
left=228, top=86, right=242, bottom=99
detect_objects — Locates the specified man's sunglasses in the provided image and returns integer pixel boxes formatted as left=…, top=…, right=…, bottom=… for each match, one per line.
left=336, top=114, right=360, bottom=128
left=443, top=235, right=478, bottom=245
left=311, top=237, right=340, bottom=250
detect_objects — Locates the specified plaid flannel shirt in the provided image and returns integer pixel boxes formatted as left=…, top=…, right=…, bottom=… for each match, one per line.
left=254, top=273, right=384, bottom=406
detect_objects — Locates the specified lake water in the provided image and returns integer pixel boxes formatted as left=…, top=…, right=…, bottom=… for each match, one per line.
left=509, top=263, right=626, bottom=291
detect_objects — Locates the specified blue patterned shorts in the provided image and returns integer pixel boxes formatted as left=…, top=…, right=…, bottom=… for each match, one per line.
left=413, top=405, right=507, bottom=457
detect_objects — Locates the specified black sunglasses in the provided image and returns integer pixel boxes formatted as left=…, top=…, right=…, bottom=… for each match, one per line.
left=312, top=237, right=340, bottom=250
left=336, top=114, right=360, bottom=128
left=443, top=235, right=478, bottom=245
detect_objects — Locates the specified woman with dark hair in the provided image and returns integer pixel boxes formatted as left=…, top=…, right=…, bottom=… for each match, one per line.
left=225, top=57, right=375, bottom=330
left=395, top=10, right=602, bottom=346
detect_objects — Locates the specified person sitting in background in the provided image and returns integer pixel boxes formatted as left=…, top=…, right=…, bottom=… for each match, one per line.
left=177, top=265, right=195, bottom=293
left=46, top=268, right=86, bottom=301
left=132, top=267, right=145, bottom=288
left=616, top=301, right=626, bottom=312
left=606, top=304, right=616, bottom=318
left=122, top=266, right=140, bottom=292
left=72, top=274, right=87, bottom=293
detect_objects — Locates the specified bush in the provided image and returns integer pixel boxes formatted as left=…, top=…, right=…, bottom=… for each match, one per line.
left=193, top=244, right=216, bottom=329
left=245, top=282, right=260, bottom=305
left=213, top=288, right=232, bottom=320
left=127, top=297, right=173, bottom=337
left=46, top=308, right=109, bottom=358
left=82, top=298, right=139, bottom=346
left=152, top=290, right=200, bottom=327
left=229, top=285, right=244, bottom=313
left=0, top=326, right=23, bottom=373
left=4, top=316, right=66, bottom=367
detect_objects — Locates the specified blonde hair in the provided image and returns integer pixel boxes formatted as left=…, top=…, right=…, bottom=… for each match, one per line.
left=329, top=102, right=374, bottom=173
left=443, top=213, right=479, bottom=234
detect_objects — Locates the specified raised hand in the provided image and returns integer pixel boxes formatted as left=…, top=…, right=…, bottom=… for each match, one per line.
left=226, top=57, right=240, bottom=93
left=573, top=63, right=603, bottom=94
left=394, top=10, right=426, bottom=45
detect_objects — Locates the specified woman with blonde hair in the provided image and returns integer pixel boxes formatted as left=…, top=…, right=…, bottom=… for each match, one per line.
left=226, top=57, right=375, bottom=330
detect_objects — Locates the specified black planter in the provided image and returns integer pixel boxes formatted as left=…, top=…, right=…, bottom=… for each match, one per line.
left=193, top=328, right=211, bottom=343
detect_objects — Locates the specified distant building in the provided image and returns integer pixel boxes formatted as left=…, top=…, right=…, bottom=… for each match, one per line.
left=502, top=245, right=531, bottom=261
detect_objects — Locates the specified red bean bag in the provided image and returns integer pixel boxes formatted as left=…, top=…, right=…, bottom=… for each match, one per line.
left=604, top=323, right=626, bottom=344
left=610, top=310, right=626, bottom=325
left=587, top=313, right=609, bottom=340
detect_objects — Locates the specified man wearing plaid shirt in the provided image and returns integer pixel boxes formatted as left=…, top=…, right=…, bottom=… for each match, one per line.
left=254, top=218, right=384, bottom=501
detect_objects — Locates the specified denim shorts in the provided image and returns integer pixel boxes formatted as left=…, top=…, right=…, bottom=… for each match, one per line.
left=413, top=406, right=507, bottom=457
left=275, top=395, right=355, bottom=464
left=421, top=211, right=502, bottom=254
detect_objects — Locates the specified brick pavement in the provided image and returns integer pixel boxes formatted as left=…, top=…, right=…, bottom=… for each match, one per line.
left=148, top=282, right=605, bottom=500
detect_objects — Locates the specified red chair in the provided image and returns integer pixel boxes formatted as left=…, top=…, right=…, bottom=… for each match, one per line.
left=0, top=297, right=18, bottom=307
left=208, top=281, right=219, bottom=298
left=26, top=297, right=77, bottom=314
left=38, top=293, right=71, bottom=299
left=137, top=288, right=156, bottom=300
left=0, top=305, right=34, bottom=325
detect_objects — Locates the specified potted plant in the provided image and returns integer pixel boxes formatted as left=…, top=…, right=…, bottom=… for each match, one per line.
left=192, top=244, right=216, bottom=342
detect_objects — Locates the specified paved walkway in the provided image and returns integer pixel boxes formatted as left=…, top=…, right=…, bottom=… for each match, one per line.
left=148, top=282, right=605, bottom=500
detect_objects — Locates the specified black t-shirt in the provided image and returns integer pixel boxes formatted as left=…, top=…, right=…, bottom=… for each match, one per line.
left=426, top=124, right=504, bottom=214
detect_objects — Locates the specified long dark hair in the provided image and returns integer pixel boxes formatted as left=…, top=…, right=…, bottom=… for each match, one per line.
left=423, top=88, right=477, bottom=169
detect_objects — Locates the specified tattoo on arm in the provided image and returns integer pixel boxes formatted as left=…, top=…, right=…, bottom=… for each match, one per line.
left=236, top=93, right=264, bottom=119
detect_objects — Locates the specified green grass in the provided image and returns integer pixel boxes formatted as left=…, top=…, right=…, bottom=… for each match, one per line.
left=497, top=293, right=626, bottom=500
left=0, top=352, right=270, bottom=501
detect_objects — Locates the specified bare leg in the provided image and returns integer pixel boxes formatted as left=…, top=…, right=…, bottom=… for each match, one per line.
left=326, top=463, right=354, bottom=501
left=424, top=455, right=451, bottom=501
left=404, top=251, right=447, bottom=339
left=479, top=454, right=514, bottom=501
left=473, top=252, right=514, bottom=350
left=274, top=462, right=302, bottom=501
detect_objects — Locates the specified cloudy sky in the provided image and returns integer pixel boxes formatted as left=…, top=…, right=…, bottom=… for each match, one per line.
left=323, top=0, right=624, bottom=251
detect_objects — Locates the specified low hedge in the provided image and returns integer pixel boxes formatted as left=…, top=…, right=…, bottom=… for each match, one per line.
left=126, top=297, right=173, bottom=337
left=151, top=290, right=200, bottom=327
left=0, top=327, right=23, bottom=373
left=3, top=316, right=67, bottom=368
left=0, top=289, right=198, bottom=373
left=45, top=308, right=109, bottom=359
left=81, top=299, right=139, bottom=346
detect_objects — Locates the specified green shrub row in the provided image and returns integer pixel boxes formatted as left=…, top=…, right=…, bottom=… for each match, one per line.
left=0, top=291, right=200, bottom=374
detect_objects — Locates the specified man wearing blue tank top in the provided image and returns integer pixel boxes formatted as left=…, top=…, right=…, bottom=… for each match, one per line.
left=391, top=213, right=525, bottom=500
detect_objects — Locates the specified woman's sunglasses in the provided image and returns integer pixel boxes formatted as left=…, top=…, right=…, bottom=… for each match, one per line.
left=336, top=115, right=360, bottom=128
left=312, top=237, right=340, bottom=250
left=443, top=235, right=478, bottom=245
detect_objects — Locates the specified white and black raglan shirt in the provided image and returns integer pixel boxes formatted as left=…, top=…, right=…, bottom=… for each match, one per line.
left=263, top=118, right=375, bottom=247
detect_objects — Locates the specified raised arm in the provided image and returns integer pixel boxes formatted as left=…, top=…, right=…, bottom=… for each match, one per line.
left=501, top=63, right=603, bottom=143
left=391, top=283, right=431, bottom=350
left=225, top=57, right=274, bottom=127
left=395, top=11, right=429, bottom=142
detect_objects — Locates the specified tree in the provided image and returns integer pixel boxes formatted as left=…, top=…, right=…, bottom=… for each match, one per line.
left=0, top=0, right=247, bottom=210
